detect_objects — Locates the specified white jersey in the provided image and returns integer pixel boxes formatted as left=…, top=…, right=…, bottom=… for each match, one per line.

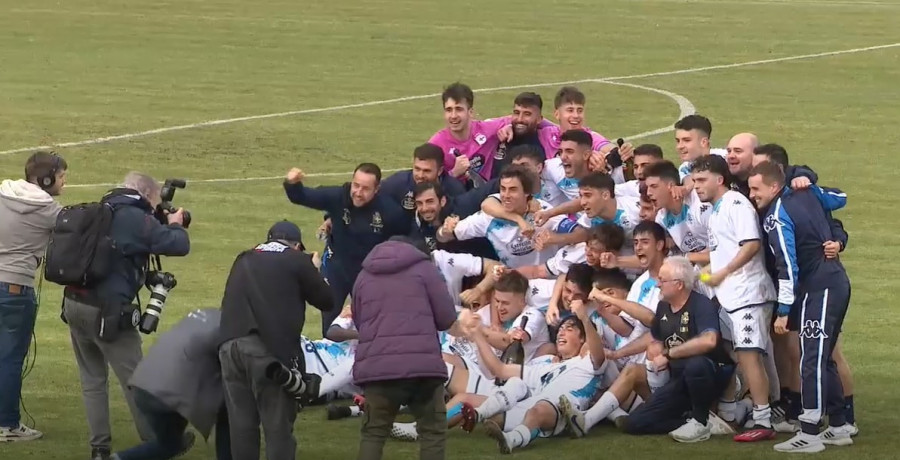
left=707, top=191, right=776, bottom=311
left=576, top=196, right=641, bottom=242
left=544, top=243, right=587, bottom=277
left=619, top=271, right=661, bottom=349
left=439, top=307, right=492, bottom=365
left=541, top=158, right=580, bottom=204
left=533, top=354, right=605, bottom=408
left=615, top=180, right=641, bottom=199
left=656, top=190, right=713, bottom=254
left=507, top=307, right=552, bottom=363
left=301, top=336, right=355, bottom=377
left=526, top=278, right=556, bottom=315
left=590, top=310, right=625, bottom=352
left=432, top=250, right=484, bottom=307
left=522, top=355, right=561, bottom=392
left=678, top=148, right=728, bottom=181
left=454, top=198, right=565, bottom=269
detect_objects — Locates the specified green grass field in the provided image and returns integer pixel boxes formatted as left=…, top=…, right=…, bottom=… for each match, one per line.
left=2, top=0, right=900, bottom=458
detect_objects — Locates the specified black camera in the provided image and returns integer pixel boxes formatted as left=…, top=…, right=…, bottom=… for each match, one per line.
left=138, top=270, right=177, bottom=334
left=265, top=361, right=322, bottom=407
left=156, top=179, right=192, bottom=228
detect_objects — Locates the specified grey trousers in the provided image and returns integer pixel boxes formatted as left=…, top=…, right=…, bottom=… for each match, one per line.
left=63, top=298, right=152, bottom=450
left=219, top=335, right=297, bottom=460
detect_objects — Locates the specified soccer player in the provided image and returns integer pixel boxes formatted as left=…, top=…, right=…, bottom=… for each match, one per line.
left=438, top=166, right=566, bottom=269
left=673, top=114, right=727, bottom=184
left=428, top=83, right=510, bottom=182
left=725, top=132, right=759, bottom=197
left=643, top=160, right=712, bottom=260
left=460, top=305, right=609, bottom=454
left=541, top=129, right=596, bottom=204
left=690, top=155, right=778, bottom=441
left=430, top=249, right=500, bottom=309
left=747, top=162, right=854, bottom=453
left=615, top=143, right=665, bottom=198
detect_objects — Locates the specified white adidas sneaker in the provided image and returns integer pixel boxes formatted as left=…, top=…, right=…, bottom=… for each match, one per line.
left=774, top=433, right=825, bottom=453
left=0, top=424, right=43, bottom=442
left=818, top=424, right=854, bottom=446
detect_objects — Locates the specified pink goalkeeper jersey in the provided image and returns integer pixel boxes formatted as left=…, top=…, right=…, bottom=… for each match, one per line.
left=428, top=116, right=511, bottom=180
left=538, top=125, right=611, bottom=159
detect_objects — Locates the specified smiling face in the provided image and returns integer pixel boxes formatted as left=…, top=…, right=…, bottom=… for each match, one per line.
left=556, top=318, right=586, bottom=359
left=726, top=133, right=757, bottom=178
left=675, top=128, right=709, bottom=162
left=493, top=289, right=527, bottom=323
left=443, top=98, right=472, bottom=134
left=561, top=280, right=588, bottom=308
left=499, top=176, right=529, bottom=214
left=554, top=102, right=585, bottom=132
left=414, top=188, right=445, bottom=223
left=412, top=158, right=441, bottom=184
left=350, top=170, right=379, bottom=207
left=748, top=173, right=781, bottom=210
left=512, top=104, right=542, bottom=136
left=559, top=140, right=590, bottom=179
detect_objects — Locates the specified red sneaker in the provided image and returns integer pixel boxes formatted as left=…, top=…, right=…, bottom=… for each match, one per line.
left=459, top=402, right=478, bottom=433
left=734, top=426, right=776, bottom=442
left=353, top=394, right=366, bottom=408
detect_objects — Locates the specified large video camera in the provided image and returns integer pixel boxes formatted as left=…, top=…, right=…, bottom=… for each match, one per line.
left=138, top=269, right=177, bottom=334
left=156, top=178, right=192, bottom=228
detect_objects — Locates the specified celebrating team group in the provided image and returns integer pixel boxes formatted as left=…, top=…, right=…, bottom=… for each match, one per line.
left=287, top=82, right=857, bottom=456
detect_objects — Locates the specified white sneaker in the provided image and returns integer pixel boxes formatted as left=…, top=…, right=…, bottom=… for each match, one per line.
left=390, top=423, right=418, bottom=442
left=774, top=433, right=825, bottom=453
left=708, top=411, right=736, bottom=435
left=670, top=418, right=711, bottom=443
left=558, top=395, right=588, bottom=438
left=847, top=423, right=859, bottom=437
left=0, top=424, right=43, bottom=442
left=774, top=419, right=801, bottom=433
left=818, top=424, right=854, bottom=446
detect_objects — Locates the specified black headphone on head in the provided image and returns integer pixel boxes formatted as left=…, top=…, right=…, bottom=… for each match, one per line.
left=37, top=152, right=61, bottom=191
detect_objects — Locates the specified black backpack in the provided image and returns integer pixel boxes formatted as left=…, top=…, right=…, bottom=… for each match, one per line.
left=44, top=202, right=117, bottom=287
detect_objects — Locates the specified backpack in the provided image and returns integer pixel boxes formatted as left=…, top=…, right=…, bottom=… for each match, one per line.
left=44, top=202, right=117, bottom=287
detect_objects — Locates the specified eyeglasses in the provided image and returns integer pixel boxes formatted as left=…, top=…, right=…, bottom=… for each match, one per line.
left=657, top=278, right=682, bottom=285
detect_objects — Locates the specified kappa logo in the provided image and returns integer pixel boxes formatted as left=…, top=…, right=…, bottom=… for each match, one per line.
left=800, top=320, right=828, bottom=339
left=561, top=249, right=568, bottom=259
left=531, top=286, right=540, bottom=295
left=743, top=312, right=753, bottom=321
left=447, top=257, right=455, bottom=267
left=763, top=214, right=780, bottom=232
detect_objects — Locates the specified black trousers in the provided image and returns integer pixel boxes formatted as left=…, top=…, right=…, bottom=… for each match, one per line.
left=797, top=279, right=851, bottom=434
left=624, top=356, right=734, bottom=435
left=321, top=255, right=357, bottom=337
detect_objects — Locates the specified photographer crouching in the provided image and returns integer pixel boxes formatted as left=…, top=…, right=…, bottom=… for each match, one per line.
left=218, top=221, right=334, bottom=460
left=52, top=172, right=190, bottom=460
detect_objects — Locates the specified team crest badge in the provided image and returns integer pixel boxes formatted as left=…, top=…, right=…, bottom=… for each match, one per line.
left=475, top=134, right=487, bottom=145
left=763, top=214, right=779, bottom=232
left=342, top=208, right=351, bottom=225
left=402, top=191, right=415, bottom=210
left=371, top=212, right=384, bottom=233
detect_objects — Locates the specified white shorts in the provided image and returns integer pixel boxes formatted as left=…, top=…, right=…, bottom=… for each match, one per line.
left=721, top=303, right=773, bottom=353
left=645, top=364, right=671, bottom=393
left=502, top=393, right=569, bottom=438
left=462, top=356, right=498, bottom=396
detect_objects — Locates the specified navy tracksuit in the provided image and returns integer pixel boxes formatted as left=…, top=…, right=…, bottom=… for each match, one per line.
left=763, top=184, right=850, bottom=434
left=284, top=181, right=408, bottom=336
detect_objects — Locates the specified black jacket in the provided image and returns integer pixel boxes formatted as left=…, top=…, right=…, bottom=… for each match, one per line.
left=218, top=241, right=334, bottom=365
left=67, top=188, right=190, bottom=307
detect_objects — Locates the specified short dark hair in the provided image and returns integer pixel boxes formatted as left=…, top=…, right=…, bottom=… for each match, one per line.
left=441, top=82, right=474, bottom=108
left=748, top=160, right=786, bottom=187
left=578, top=172, right=616, bottom=195
left=558, top=315, right=586, bottom=340
left=634, top=143, right=664, bottom=159
left=587, top=222, right=625, bottom=251
left=508, top=144, right=546, bottom=166
left=674, top=114, right=712, bottom=138
left=753, top=143, right=790, bottom=169
left=25, top=150, right=67, bottom=184
left=412, top=181, right=444, bottom=200
left=633, top=220, right=667, bottom=243
left=565, top=263, right=595, bottom=295
left=643, top=160, right=681, bottom=184
left=554, top=86, right=585, bottom=109
left=560, top=129, right=593, bottom=149
left=354, top=162, right=382, bottom=184
left=499, top=164, right=535, bottom=195
left=592, top=268, right=632, bottom=291
left=689, top=154, right=730, bottom=178
left=494, top=270, right=529, bottom=295
left=413, top=143, right=445, bottom=168
left=513, top=92, right=543, bottom=110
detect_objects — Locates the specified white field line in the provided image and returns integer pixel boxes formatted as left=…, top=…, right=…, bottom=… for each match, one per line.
left=65, top=80, right=696, bottom=189
left=3, top=41, right=898, bottom=159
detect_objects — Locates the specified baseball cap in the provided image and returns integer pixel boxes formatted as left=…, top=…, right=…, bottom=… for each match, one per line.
left=267, top=220, right=305, bottom=250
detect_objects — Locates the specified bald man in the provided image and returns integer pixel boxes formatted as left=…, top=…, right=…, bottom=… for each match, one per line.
left=726, top=133, right=758, bottom=198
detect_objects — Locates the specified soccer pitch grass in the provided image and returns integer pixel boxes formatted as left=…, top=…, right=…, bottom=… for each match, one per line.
left=2, top=0, right=900, bottom=458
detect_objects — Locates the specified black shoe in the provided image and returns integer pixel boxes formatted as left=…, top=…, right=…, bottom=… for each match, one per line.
left=173, top=431, right=196, bottom=458
left=91, top=448, right=111, bottom=460
left=327, top=403, right=352, bottom=420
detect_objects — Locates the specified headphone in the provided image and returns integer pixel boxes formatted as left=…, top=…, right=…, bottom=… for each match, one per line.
left=37, top=152, right=61, bottom=191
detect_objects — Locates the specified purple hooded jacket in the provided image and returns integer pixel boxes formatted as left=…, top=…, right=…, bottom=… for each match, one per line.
left=351, top=240, right=456, bottom=385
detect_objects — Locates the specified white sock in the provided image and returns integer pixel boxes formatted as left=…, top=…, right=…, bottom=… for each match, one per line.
left=584, top=392, right=620, bottom=430
left=350, top=406, right=362, bottom=417
left=753, top=404, right=772, bottom=428
left=476, top=378, right=528, bottom=420
left=508, top=425, right=535, bottom=449
left=607, top=407, right=628, bottom=422
left=395, top=421, right=416, bottom=430
left=718, top=399, right=737, bottom=422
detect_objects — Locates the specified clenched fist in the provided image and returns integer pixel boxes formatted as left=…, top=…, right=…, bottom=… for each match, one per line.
left=286, top=168, right=305, bottom=184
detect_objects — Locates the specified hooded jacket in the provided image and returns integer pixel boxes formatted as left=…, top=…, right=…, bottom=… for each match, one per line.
left=0, top=179, right=61, bottom=286
left=350, top=240, right=456, bottom=385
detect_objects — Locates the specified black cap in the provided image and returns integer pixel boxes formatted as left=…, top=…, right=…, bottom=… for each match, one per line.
left=268, top=220, right=305, bottom=250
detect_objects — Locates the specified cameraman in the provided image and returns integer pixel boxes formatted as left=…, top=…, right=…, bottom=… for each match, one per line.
left=63, top=172, right=190, bottom=460
left=218, top=221, right=334, bottom=460
left=111, top=308, right=231, bottom=460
